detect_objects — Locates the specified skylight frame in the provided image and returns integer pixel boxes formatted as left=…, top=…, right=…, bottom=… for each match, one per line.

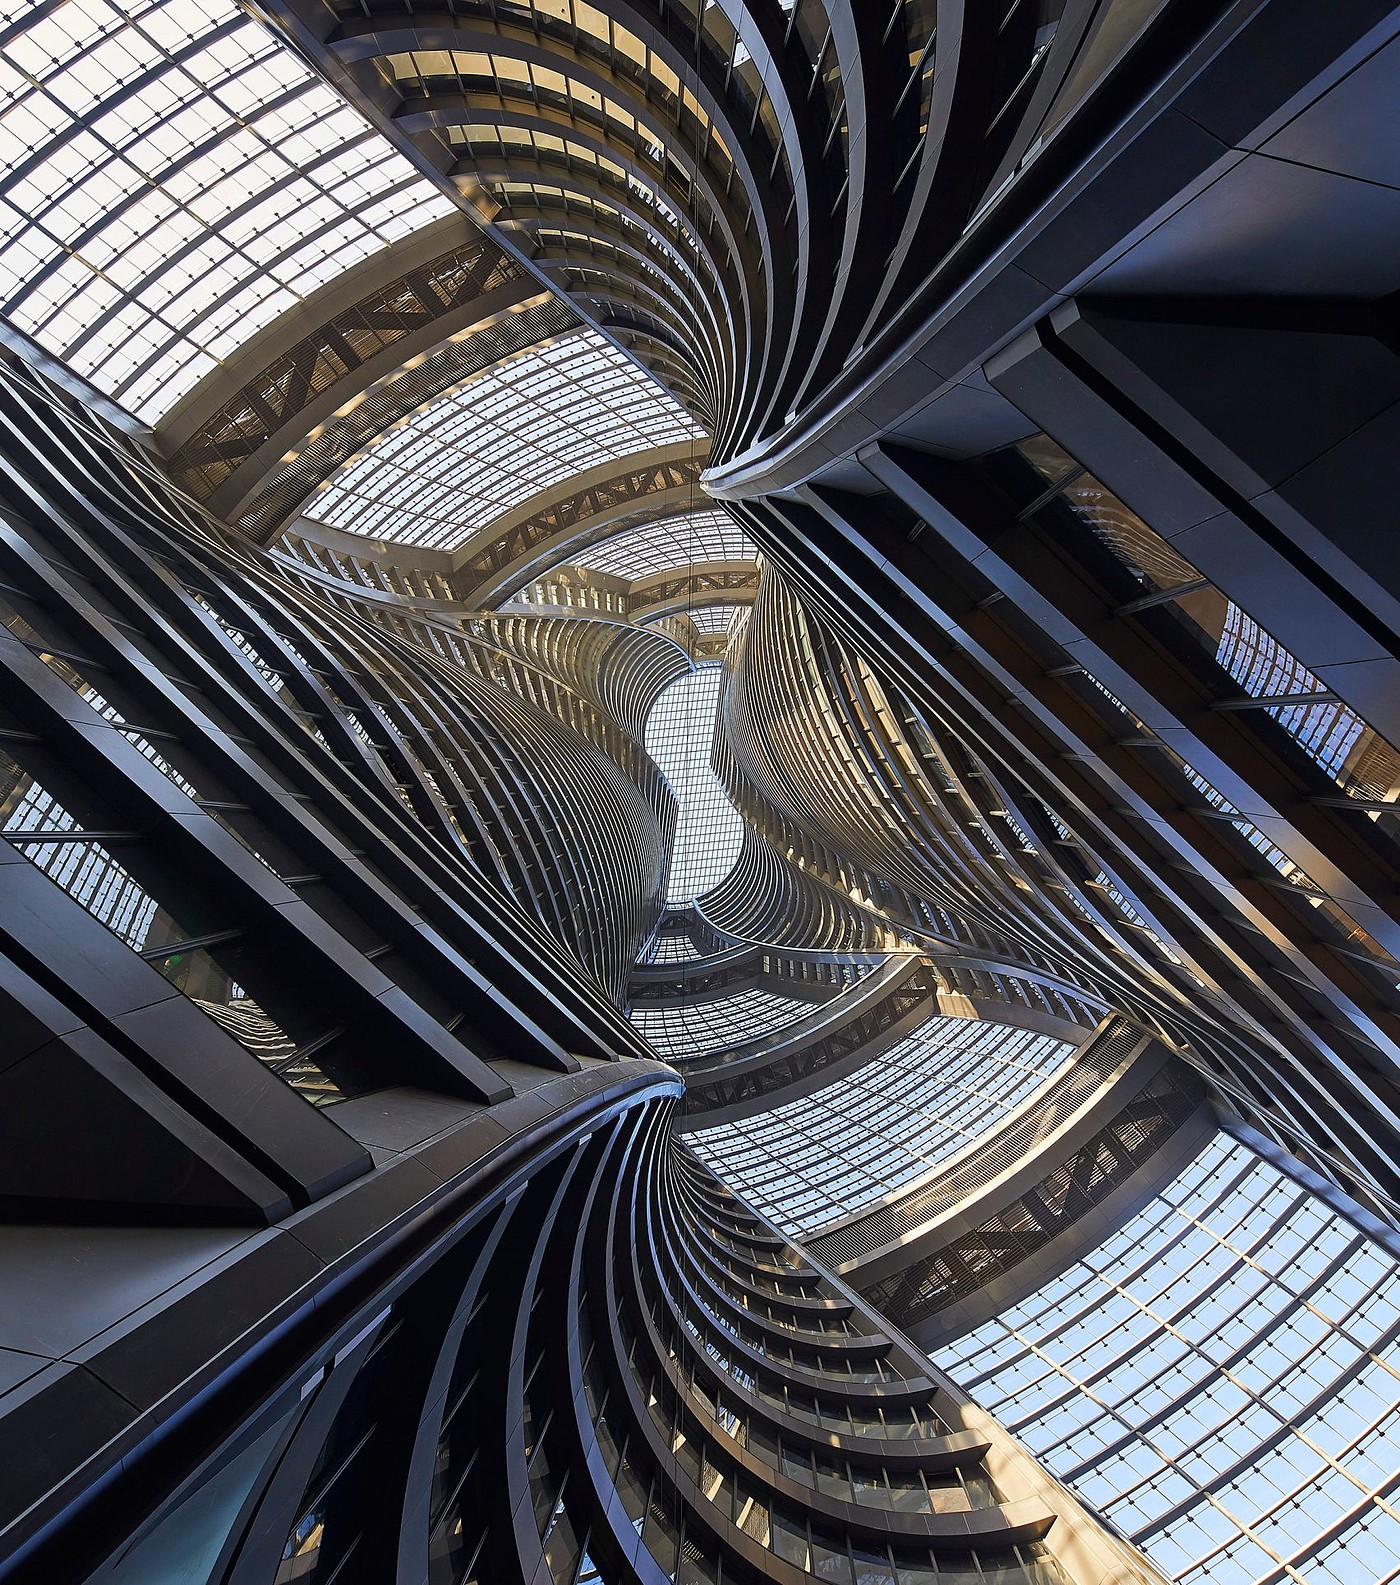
left=687, top=1019, right=1077, bottom=1236
left=939, top=1132, right=1400, bottom=1585
left=631, top=986, right=812, bottom=1061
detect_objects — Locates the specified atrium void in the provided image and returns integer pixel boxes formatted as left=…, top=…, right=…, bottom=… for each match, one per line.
left=644, top=664, right=744, bottom=903
left=2, top=5, right=1400, bottom=1585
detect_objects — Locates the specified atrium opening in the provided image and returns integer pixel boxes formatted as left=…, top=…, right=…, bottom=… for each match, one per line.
left=1, top=4, right=1399, bottom=1585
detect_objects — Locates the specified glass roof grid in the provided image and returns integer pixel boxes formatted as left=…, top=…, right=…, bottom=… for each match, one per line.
left=937, top=1133, right=1400, bottom=1585
left=687, top=1018, right=1077, bottom=1236
left=674, top=603, right=740, bottom=635
left=0, top=0, right=456, bottom=421
left=644, top=931, right=702, bottom=963
left=568, top=509, right=757, bottom=581
left=630, top=986, right=812, bottom=1061
left=306, top=328, right=704, bottom=550
left=643, top=664, right=744, bottom=903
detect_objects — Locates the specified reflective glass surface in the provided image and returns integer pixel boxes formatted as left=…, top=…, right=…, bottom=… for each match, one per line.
left=1010, top=439, right=1400, bottom=820
left=0, top=746, right=340, bottom=1101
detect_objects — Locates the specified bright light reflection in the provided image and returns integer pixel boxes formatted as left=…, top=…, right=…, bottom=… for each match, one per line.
left=644, top=666, right=743, bottom=902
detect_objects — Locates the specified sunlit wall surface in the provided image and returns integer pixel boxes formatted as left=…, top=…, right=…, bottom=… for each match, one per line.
left=938, top=1133, right=1400, bottom=1585
left=688, top=1018, right=1076, bottom=1237
left=0, top=0, right=454, bottom=420
left=644, top=664, right=744, bottom=903
left=305, top=328, right=703, bottom=550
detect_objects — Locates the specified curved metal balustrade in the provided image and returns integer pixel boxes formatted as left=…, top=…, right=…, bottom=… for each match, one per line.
left=0, top=346, right=681, bottom=1169
left=193, top=0, right=1400, bottom=1243
left=248, top=0, right=1202, bottom=464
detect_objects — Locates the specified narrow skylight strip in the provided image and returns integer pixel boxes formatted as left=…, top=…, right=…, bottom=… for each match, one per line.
left=644, top=664, right=744, bottom=903
left=0, top=0, right=455, bottom=422
left=305, top=328, right=704, bottom=550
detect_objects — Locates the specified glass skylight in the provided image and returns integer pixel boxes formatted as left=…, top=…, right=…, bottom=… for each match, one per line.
left=644, top=930, right=703, bottom=963
left=569, top=509, right=756, bottom=581
left=630, top=986, right=813, bottom=1062
left=0, top=0, right=455, bottom=421
left=939, top=1133, right=1400, bottom=1585
left=305, top=328, right=704, bottom=550
left=644, top=665, right=744, bottom=903
left=674, top=604, right=741, bottom=636
left=687, top=1018, right=1076, bottom=1237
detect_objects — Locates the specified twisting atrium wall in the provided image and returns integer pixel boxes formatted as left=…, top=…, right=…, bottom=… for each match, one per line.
left=2, top=4, right=1400, bottom=1585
